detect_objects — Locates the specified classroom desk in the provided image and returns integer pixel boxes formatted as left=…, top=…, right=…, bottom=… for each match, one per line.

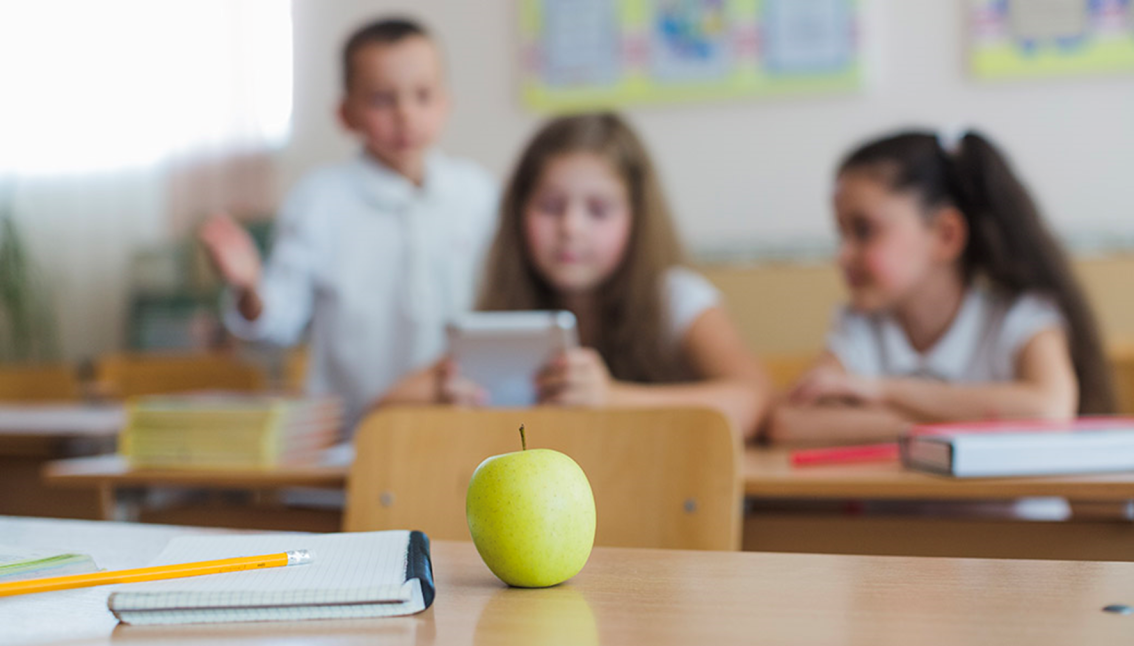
left=43, top=445, right=1134, bottom=559
left=0, top=404, right=123, bottom=519
left=744, top=447, right=1134, bottom=561
left=9, top=514, right=1134, bottom=646
left=41, top=453, right=348, bottom=531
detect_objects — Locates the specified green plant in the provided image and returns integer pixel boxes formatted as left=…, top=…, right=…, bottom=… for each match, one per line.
left=0, top=189, right=59, bottom=363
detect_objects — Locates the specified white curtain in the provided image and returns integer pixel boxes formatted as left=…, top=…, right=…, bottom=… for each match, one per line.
left=0, top=0, right=292, bottom=361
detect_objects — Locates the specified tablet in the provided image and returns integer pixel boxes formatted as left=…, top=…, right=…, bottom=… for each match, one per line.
left=447, top=311, right=578, bottom=407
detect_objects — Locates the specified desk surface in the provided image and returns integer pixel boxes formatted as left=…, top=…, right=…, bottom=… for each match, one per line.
left=7, top=515, right=1134, bottom=645
left=0, top=404, right=122, bottom=456
left=745, top=446, right=1134, bottom=500
left=0, top=404, right=124, bottom=437
left=43, top=454, right=349, bottom=490
left=44, top=445, right=1134, bottom=503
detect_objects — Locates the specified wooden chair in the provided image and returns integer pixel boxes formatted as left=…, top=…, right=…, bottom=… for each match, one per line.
left=284, top=346, right=308, bottom=394
left=346, top=407, right=742, bottom=551
left=94, top=352, right=267, bottom=398
left=0, top=364, right=80, bottom=401
left=1109, top=343, right=1134, bottom=415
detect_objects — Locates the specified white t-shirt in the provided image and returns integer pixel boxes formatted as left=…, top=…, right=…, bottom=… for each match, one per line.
left=224, top=150, right=498, bottom=430
left=826, top=285, right=1065, bottom=382
left=662, top=267, right=721, bottom=346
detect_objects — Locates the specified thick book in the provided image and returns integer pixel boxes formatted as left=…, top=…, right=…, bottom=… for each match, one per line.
left=108, top=530, right=434, bottom=625
left=119, top=394, right=342, bottom=470
left=900, top=417, right=1134, bottom=477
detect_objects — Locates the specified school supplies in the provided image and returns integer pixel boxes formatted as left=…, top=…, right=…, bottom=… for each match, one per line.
left=790, top=443, right=900, bottom=467
left=119, top=394, right=342, bottom=469
left=900, top=417, right=1134, bottom=477
left=0, top=551, right=307, bottom=598
left=0, top=547, right=98, bottom=583
left=108, top=530, right=434, bottom=625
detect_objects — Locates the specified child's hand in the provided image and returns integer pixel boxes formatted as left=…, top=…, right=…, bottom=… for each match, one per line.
left=438, top=358, right=487, bottom=406
left=789, top=366, right=882, bottom=406
left=536, top=348, right=614, bottom=407
left=198, top=213, right=263, bottom=292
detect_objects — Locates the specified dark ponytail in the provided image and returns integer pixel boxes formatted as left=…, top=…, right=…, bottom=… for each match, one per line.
left=839, top=130, right=1114, bottom=414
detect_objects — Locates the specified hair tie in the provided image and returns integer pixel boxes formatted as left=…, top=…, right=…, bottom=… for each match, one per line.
left=937, top=127, right=967, bottom=156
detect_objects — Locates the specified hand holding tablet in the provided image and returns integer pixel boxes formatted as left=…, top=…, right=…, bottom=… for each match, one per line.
left=446, top=311, right=579, bottom=407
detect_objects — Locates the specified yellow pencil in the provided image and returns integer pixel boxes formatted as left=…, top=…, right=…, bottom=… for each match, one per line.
left=0, top=550, right=311, bottom=598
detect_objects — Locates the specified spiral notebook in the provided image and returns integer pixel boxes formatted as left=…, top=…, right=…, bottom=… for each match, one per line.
left=108, top=531, right=434, bottom=626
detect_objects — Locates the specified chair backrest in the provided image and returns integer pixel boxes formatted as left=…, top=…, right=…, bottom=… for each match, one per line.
left=284, top=346, right=308, bottom=394
left=346, top=407, right=742, bottom=551
left=94, top=352, right=267, bottom=398
left=0, top=364, right=80, bottom=401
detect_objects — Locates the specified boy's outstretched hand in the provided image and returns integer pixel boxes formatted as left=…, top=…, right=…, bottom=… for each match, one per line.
left=199, top=213, right=262, bottom=292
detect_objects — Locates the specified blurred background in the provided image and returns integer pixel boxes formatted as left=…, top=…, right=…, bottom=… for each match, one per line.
left=0, top=0, right=1132, bottom=384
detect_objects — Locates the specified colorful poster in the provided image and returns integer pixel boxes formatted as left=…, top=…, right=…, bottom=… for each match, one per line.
left=519, top=0, right=861, bottom=111
left=969, top=0, right=1134, bottom=79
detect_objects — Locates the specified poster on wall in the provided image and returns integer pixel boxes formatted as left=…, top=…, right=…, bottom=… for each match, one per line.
left=969, top=0, right=1134, bottom=79
left=519, top=0, right=862, bottom=111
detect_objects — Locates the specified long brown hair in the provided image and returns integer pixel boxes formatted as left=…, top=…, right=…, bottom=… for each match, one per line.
left=479, top=112, right=688, bottom=382
left=839, top=130, right=1114, bottom=414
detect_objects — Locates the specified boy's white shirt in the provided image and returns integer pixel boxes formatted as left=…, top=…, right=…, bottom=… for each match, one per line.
left=826, top=284, right=1065, bottom=382
left=223, top=150, right=498, bottom=431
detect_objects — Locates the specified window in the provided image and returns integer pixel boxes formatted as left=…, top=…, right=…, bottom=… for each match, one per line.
left=0, top=0, right=293, bottom=175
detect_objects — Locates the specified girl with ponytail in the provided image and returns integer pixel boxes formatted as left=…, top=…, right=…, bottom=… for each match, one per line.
left=766, top=130, right=1114, bottom=445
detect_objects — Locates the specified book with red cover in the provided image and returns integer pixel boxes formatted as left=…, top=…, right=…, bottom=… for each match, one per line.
left=900, top=417, right=1134, bottom=477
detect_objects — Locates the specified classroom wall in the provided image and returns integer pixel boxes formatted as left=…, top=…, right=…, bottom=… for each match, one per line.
left=283, top=0, right=1134, bottom=256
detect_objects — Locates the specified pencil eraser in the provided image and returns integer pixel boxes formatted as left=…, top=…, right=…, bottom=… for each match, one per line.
left=286, top=550, right=312, bottom=566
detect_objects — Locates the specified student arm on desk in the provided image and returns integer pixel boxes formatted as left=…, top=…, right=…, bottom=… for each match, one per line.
left=765, top=353, right=911, bottom=445
left=769, top=331, right=1076, bottom=444
left=375, top=308, right=771, bottom=437
left=875, top=329, right=1077, bottom=422
left=609, top=307, right=771, bottom=441
left=763, top=402, right=913, bottom=446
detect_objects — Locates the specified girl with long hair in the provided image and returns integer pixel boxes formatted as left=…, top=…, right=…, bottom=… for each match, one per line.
left=767, top=130, right=1113, bottom=444
left=383, top=112, right=770, bottom=439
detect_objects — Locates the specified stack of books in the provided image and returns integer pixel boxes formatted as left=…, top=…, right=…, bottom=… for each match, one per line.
left=120, top=394, right=342, bottom=470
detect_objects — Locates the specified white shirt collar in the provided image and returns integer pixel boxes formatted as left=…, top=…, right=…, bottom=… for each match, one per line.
left=353, top=150, right=443, bottom=211
left=879, top=288, right=987, bottom=381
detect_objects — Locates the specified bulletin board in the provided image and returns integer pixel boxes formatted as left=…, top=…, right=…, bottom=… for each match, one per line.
left=969, top=0, right=1134, bottom=79
left=518, top=0, right=862, bottom=111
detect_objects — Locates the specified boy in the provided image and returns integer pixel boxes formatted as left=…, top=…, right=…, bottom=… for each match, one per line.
left=200, top=18, right=497, bottom=431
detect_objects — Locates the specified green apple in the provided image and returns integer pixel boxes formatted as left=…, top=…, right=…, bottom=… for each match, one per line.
left=466, top=425, right=596, bottom=588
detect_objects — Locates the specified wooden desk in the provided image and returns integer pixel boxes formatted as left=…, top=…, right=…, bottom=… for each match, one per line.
left=9, top=515, right=1134, bottom=645
left=0, top=404, right=123, bottom=519
left=42, top=453, right=348, bottom=531
left=42, top=442, right=1134, bottom=558
left=745, top=447, right=1134, bottom=500
left=744, top=447, right=1134, bottom=561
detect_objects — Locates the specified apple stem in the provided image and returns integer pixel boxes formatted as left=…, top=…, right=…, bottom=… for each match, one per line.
left=519, top=424, right=526, bottom=451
